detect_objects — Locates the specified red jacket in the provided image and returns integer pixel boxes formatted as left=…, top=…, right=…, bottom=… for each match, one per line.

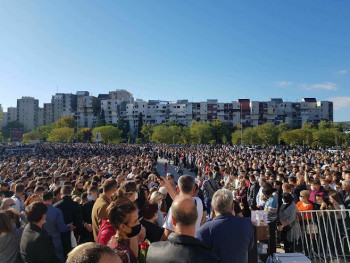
left=97, top=219, right=116, bottom=245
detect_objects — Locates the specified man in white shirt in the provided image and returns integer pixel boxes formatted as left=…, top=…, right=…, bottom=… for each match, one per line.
left=160, top=175, right=204, bottom=237
left=12, top=183, right=25, bottom=213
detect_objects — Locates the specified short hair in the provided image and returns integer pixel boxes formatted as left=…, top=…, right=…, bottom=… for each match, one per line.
left=263, top=186, right=274, bottom=197
left=141, top=202, right=158, bottom=220
left=283, top=183, right=293, bottom=191
left=212, top=189, right=233, bottom=214
left=61, top=185, right=72, bottom=195
left=108, top=199, right=137, bottom=230
left=25, top=201, right=47, bottom=223
left=288, top=176, right=297, bottom=184
left=311, top=180, right=321, bottom=186
left=178, top=175, right=195, bottom=194
left=0, top=211, right=13, bottom=234
left=171, top=195, right=197, bottom=226
left=103, top=179, right=117, bottom=193
left=15, top=184, right=25, bottom=193
left=43, top=191, right=53, bottom=201
left=88, top=186, right=98, bottom=193
left=342, top=180, right=350, bottom=187
left=67, top=242, right=119, bottom=263
left=300, top=190, right=310, bottom=199
left=282, top=193, right=294, bottom=204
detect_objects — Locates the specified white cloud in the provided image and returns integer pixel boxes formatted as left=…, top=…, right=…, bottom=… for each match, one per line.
left=300, top=82, right=338, bottom=91
left=275, top=81, right=292, bottom=87
left=336, top=69, right=348, bottom=75
left=328, top=97, right=350, bottom=110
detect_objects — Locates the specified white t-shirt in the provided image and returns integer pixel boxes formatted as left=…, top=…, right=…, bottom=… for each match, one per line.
left=163, top=196, right=203, bottom=233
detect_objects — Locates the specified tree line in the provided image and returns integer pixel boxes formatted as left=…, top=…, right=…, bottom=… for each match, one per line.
left=1, top=114, right=349, bottom=147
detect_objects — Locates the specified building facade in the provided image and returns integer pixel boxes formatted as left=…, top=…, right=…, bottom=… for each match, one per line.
left=2, top=90, right=334, bottom=135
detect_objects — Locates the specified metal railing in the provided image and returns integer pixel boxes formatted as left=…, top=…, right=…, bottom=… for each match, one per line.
left=299, top=209, right=350, bottom=263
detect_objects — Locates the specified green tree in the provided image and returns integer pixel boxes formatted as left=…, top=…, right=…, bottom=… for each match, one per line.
left=77, top=128, right=92, bottom=142
left=231, top=130, right=242, bottom=145
left=180, top=126, right=192, bottom=145
left=151, top=125, right=171, bottom=143
left=47, top=127, right=75, bottom=142
left=37, top=125, right=54, bottom=141
left=318, top=120, right=331, bottom=130
left=302, top=121, right=315, bottom=130
left=92, top=126, right=122, bottom=143
left=115, top=118, right=131, bottom=141
left=278, top=122, right=291, bottom=133
left=141, top=123, right=154, bottom=142
left=55, top=115, right=76, bottom=128
left=256, top=123, right=279, bottom=145
left=23, top=129, right=45, bottom=142
left=190, top=121, right=212, bottom=144
left=243, top=127, right=261, bottom=145
left=96, top=109, right=106, bottom=127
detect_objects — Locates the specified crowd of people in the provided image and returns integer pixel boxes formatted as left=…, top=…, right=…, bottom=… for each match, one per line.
left=0, top=143, right=349, bottom=263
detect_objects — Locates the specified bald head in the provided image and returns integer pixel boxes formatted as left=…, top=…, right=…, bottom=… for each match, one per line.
left=171, top=195, right=197, bottom=227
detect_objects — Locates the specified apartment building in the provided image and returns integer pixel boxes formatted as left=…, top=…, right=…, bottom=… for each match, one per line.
left=17, top=97, right=39, bottom=132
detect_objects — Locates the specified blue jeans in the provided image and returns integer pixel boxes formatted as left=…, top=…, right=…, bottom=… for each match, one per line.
left=204, top=198, right=212, bottom=216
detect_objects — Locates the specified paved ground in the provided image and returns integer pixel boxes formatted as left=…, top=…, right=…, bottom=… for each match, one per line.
left=156, top=158, right=196, bottom=182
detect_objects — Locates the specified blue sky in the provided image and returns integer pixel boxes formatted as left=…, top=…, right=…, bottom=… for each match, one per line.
left=0, top=0, right=349, bottom=121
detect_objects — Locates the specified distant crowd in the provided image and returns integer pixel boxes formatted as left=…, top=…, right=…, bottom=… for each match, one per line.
left=0, top=143, right=349, bottom=263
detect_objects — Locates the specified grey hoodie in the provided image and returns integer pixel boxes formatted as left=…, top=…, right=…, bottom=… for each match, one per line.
left=0, top=227, right=24, bottom=263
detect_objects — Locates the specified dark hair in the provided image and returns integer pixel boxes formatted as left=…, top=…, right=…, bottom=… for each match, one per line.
left=61, top=185, right=72, bottom=195
left=25, top=201, right=47, bottom=223
left=108, top=199, right=137, bottom=230
left=53, top=186, right=61, bottom=196
left=178, top=175, right=195, bottom=194
left=15, top=184, right=25, bottom=193
left=329, top=190, right=343, bottom=204
left=141, top=202, right=158, bottom=220
left=34, top=186, right=45, bottom=194
left=114, top=181, right=137, bottom=200
left=42, top=191, right=53, bottom=201
left=288, top=176, right=297, bottom=184
left=282, top=193, right=293, bottom=204
left=88, top=186, right=98, bottom=193
left=0, top=211, right=13, bottom=234
left=67, top=242, right=118, bottom=263
left=262, top=185, right=274, bottom=197
left=102, top=179, right=117, bottom=193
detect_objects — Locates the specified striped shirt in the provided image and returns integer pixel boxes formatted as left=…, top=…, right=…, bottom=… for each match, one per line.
left=264, top=196, right=278, bottom=223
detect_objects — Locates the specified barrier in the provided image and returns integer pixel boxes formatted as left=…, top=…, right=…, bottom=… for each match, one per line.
left=299, top=209, right=350, bottom=262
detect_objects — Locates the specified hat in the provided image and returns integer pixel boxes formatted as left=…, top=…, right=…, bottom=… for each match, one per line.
left=159, top=186, right=168, bottom=195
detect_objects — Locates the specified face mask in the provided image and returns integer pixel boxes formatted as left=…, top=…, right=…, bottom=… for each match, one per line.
left=60, top=181, right=64, bottom=185
left=87, top=195, right=94, bottom=201
left=299, top=196, right=304, bottom=201
left=9, top=205, right=16, bottom=210
left=311, top=186, right=315, bottom=191
left=126, top=223, right=141, bottom=238
left=134, top=192, right=138, bottom=201
left=27, top=192, right=33, bottom=196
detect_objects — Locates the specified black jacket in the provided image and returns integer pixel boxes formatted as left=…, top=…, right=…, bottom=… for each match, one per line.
left=247, top=182, right=260, bottom=208
left=146, top=233, right=219, bottom=263
left=54, top=196, right=83, bottom=258
left=20, top=223, right=60, bottom=263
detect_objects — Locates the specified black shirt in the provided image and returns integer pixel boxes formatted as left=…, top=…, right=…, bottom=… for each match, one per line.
left=140, top=218, right=164, bottom=243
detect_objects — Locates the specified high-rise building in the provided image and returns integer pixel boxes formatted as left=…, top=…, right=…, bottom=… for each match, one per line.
left=17, top=97, right=39, bottom=132
left=51, top=93, right=77, bottom=122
